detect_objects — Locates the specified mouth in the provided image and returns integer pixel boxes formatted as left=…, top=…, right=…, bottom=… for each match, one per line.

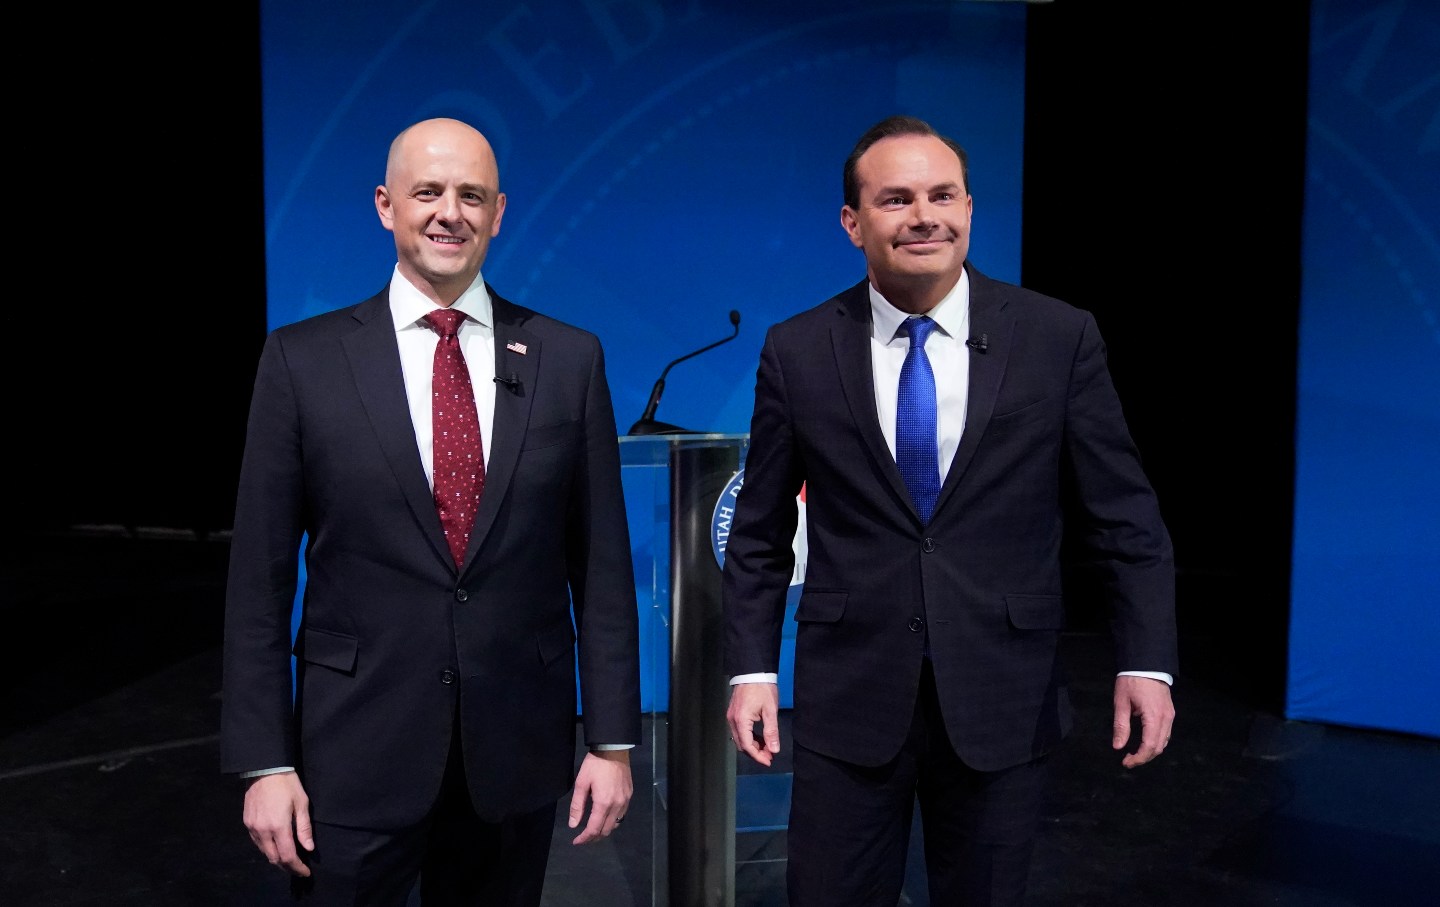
left=896, top=238, right=947, bottom=251
left=427, top=235, right=465, bottom=245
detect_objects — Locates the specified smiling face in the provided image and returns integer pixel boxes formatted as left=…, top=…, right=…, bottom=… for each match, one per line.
left=375, top=118, right=506, bottom=305
left=840, top=133, right=972, bottom=314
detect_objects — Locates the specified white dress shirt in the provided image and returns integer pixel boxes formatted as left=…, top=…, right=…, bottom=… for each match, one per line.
left=390, top=266, right=498, bottom=485
left=868, top=275, right=971, bottom=481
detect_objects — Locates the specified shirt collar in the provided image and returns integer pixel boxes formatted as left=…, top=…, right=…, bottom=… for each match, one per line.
left=868, top=268, right=970, bottom=343
left=386, top=264, right=495, bottom=331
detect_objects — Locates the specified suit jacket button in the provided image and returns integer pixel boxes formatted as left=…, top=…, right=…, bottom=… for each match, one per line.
left=922, top=538, right=936, bottom=553
left=908, top=617, right=925, bottom=632
left=455, top=588, right=469, bottom=602
left=440, top=669, right=456, bottom=684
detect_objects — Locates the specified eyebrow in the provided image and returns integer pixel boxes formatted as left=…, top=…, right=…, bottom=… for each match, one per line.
left=872, top=180, right=962, bottom=198
left=415, top=180, right=496, bottom=199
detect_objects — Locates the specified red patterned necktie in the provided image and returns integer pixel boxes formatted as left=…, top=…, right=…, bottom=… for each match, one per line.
left=423, top=309, right=485, bottom=568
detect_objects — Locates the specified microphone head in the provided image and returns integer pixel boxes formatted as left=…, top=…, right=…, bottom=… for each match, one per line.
left=729, top=309, right=741, bottom=327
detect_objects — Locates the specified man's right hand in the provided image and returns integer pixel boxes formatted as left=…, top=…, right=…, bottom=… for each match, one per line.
left=727, top=682, right=782, bottom=767
left=242, top=771, right=314, bottom=877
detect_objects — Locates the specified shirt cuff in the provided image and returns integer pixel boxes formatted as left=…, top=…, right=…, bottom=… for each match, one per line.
left=730, top=673, right=779, bottom=685
left=731, top=671, right=1169, bottom=687
left=591, top=744, right=635, bottom=751
left=1118, top=670, right=1173, bottom=685
left=241, top=766, right=295, bottom=779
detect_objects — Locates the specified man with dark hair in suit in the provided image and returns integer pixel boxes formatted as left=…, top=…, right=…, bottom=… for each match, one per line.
left=723, top=114, right=1177, bottom=906
left=222, top=117, right=640, bottom=906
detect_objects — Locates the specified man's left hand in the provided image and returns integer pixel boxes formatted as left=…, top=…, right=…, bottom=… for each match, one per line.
left=1111, top=675, right=1175, bottom=769
left=568, top=749, right=633, bottom=844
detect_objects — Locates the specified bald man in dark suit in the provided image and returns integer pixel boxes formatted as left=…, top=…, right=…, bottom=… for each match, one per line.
left=222, top=117, right=639, bottom=906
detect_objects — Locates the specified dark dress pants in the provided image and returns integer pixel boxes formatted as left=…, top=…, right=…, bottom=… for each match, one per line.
left=786, top=659, right=1050, bottom=907
left=292, top=725, right=556, bottom=907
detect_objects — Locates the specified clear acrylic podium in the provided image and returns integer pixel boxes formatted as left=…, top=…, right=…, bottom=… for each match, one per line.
left=620, top=432, right=749, bottom=907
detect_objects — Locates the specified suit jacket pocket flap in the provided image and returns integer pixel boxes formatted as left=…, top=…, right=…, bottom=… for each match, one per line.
left=537, top=620, right=577, bottom=666
left=522, top=419, right=581, bottom=451
left=795, top=589, right=847, bottom=624
left=294, top=627, right=358, bottom=673
left=1005, top=594, right=1065, bottom=630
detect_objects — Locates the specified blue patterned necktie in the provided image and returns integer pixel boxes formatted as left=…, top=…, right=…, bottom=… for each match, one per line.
left=896, top=316, right=941, bottom=523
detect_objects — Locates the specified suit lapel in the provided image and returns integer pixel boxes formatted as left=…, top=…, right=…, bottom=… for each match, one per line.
left=934, top=263, right=1015, bottom=515
left=343, top=291, right=454, bottom=567
left=830, top=281, right=916, bottom=516
left=462, top=292, right=539, bottom=573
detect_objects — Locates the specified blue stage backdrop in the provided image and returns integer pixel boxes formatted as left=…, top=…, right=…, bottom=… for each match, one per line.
left=260, top=0, right=1029, bottom=711
left=1288, top=0, right=1440, bottom=738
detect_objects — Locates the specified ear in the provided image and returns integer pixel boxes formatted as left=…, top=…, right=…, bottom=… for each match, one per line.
left=490, top=192, right=507, bottom=237
left=839, top=206, right=863, bottom=249
left=375, top=185, right=395, bottom=232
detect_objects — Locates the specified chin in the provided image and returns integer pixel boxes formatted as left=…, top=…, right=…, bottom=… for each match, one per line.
left=424, top=258, right=473, bottom=277
left=896, top=258, right=957, bottom=278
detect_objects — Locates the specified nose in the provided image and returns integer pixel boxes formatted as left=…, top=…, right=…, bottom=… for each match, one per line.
left=437, top=190, right=463, bottom=224
left=908, top=198, right=938, bottom=229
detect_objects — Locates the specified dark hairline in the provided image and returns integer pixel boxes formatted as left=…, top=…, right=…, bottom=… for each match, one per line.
left=842, top=115, right=969, bottom=209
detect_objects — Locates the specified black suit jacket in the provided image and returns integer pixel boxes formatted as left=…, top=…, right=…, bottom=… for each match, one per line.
left=221, top=284, right=640, bottom=827
left=723, top=263, right=1176, bottom=771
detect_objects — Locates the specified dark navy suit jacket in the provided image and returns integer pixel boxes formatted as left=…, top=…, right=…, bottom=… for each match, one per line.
left=723, top=262, right=1176, bottom=771
left=221, top=284, right=640, bottom=827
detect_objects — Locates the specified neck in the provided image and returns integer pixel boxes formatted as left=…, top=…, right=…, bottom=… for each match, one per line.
left=870, top=278, right=947, bottom=315
left=870, top=264, right=965, bottom=315
left=397, top=263, right=474, bottom=308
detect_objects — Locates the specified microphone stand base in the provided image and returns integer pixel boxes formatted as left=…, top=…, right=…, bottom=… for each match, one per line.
left=627, top=419, right=693, bottom=436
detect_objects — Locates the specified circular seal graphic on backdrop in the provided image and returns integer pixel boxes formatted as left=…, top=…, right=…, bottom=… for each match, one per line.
left=712, top=470, right=806, bottom=603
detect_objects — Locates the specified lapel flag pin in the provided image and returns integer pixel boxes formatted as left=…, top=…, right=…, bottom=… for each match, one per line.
left=506, top=341, right=528, bottom=355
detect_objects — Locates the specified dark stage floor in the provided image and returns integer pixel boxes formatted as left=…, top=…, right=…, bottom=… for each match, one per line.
left=3, top=533, right=1438, bottom=906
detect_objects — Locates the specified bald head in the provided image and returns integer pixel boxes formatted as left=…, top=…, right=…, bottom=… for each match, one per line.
left=385, top=117, right=498, bottom=188
left=375, top=117, right=507, bottom=305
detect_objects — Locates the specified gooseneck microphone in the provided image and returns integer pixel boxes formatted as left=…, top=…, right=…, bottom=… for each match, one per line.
left=628, top=310, right=741, bottom=435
